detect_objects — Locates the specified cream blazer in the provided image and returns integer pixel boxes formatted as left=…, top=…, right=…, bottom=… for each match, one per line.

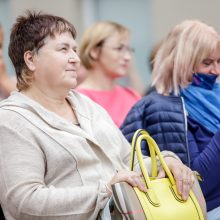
left=0, top=91, right=136, bottom=220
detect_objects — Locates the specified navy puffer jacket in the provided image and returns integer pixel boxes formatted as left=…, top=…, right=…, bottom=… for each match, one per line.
left=120, top=91, right=190, bottom=166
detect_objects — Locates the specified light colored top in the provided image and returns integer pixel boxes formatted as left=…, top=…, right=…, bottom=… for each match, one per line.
left=77, top=86, right=141, bottom=127
left=0, top=91, right=133, bottom=220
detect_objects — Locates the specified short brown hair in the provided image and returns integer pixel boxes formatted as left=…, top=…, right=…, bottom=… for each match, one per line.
left=8, top=10, right=77, bottom=91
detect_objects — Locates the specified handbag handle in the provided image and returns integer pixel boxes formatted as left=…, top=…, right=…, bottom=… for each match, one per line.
left=130, top=129, right=157, bottom=177
left=130, top=129, right=183, bottom=206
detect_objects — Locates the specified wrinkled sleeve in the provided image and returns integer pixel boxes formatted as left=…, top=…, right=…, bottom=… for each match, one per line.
left=0, top=125, right=109, bottom=220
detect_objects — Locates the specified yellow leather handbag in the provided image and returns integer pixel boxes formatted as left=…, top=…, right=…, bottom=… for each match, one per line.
left=129, top=129, right=205, bottom=220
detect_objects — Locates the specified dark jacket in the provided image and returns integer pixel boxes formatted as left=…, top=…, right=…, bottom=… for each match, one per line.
left=120, top=91, right=190, bottom=166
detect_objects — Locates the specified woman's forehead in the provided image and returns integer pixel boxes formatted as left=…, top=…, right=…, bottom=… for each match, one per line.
left=104, top=31, right=129, bottom=43
left=44, top=32, right=76, bottom=45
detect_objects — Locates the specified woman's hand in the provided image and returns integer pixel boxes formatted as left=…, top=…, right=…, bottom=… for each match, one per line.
left=161, top=157, right=195, bottom=200
left=106, top=170, right=147, bottom=195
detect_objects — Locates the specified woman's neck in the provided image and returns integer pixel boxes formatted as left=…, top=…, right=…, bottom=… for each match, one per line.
left=78, top=68, right=116, bottom=90
left=22, top=87, right=79, bottom=124
left=22, top=86, right=66, bottom=109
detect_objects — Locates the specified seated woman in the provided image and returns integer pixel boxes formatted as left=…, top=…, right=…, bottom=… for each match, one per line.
left=0, top=11, right=194, bottom=220
left=121, top=20, right=220, bottom=219
left=77, top=21, right=142, bottom=127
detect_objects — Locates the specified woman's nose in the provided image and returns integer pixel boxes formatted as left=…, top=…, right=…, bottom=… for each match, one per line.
left=123, top=50, right=132, bottom=61
left=68, top=52, right=80, bottom=64
left=210, top=63, right=220, bottom=75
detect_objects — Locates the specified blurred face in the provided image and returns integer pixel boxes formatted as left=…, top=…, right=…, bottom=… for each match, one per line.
left=195, top=49, right=220, bottom=75
left=31, top=32, right=80, bottom=93
left=96, top=32, right=132, bottom=78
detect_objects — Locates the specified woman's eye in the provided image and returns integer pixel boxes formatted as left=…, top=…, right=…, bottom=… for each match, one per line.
left=72, top=48, right=78, bottom=54
left=116, top=46, right=123, bottom=51
left=61, top=47, right=67, bottom=51
left=202, top=60, right=212, bottom=66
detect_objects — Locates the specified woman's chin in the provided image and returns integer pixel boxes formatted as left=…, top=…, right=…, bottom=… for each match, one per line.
left=63, top=80, right=78, bottom=91
left=111, top=70, right=128, bottom=79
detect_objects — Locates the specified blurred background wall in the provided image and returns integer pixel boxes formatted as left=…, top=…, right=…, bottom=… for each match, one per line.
left=0, top=0, right=220, bottom=89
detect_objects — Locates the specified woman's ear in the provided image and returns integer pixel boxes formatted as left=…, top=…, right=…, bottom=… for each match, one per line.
left=24, top=51, right=36, bottom=72
left=90, top=47, right=101, bottom=60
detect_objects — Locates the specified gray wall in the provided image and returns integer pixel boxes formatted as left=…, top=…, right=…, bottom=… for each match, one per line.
left=152, top=0, right=220, bottom=43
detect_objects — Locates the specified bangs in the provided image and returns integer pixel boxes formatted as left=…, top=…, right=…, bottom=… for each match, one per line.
left=49, top=21, right=76, bottom=39
left=34, top=20, right=76, bottom=52
left=193, top=35, right=220, bottom=68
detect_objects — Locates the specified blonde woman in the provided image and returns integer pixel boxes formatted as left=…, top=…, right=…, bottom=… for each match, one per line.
left=121, top=20, right=220, bottom=219
left=77, top=21, right=142, bottom=127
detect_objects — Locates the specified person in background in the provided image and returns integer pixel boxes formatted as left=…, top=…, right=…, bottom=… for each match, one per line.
left=121, top=19, right=220, bottom=219
left=0, top=11, right=194, bottom=220
left=0, top=24, right=16, bottom=100
left=77, top=21, right=142, bottom=127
